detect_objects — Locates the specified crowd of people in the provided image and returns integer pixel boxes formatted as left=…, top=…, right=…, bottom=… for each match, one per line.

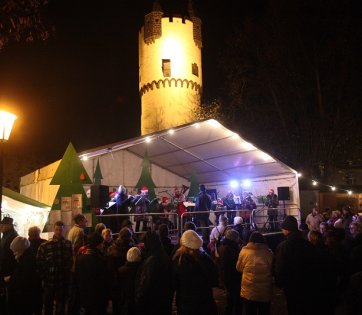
left=0, top=202, right=362, bottom=315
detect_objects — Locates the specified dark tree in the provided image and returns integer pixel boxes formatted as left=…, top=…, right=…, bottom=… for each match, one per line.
left=209, top=0, right=362, bottom=183
left=0, top=0, right=50, bottom=50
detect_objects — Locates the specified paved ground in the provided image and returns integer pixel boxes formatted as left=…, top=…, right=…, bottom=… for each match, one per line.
left=171, top=287, right=288, bottom=315
left=213, top=287, right=288, bottom=315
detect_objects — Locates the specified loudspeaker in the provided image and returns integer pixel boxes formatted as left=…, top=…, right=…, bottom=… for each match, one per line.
left=277, top=187, right=290, bottom=201
left=206, top=189, right=217, bottom=201
left=91, top=185, right=110, bottom=208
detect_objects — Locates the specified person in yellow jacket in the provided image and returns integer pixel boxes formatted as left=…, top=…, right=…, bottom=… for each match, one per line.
left=236, top=231, right=274, bottom=315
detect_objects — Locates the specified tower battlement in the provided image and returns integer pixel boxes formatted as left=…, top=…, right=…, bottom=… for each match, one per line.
left=139, top=1, right=203, bottom=135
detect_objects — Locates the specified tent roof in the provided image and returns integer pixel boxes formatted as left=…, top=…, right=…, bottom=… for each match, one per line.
left=3, top=187, right=51, bottom=208
left=79, top=119, right=297, bottom=184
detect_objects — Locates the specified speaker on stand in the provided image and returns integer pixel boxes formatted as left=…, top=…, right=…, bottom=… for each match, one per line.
left=277, top=187, right=290, bottom=219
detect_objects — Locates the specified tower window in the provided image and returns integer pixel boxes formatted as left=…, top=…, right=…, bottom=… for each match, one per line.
left=162, top=59, right=171, bottom=77
left=192, top=63, right=199, bottom=77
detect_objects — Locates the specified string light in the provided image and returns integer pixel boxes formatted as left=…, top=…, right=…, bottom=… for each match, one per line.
left=297, top=171, right=355, bottom=195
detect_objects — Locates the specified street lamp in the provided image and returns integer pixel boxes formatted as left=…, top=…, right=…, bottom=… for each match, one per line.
left=0, top=111, right=17, bottom=224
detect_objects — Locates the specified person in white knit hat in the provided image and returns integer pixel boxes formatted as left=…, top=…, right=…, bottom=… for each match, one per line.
left=117, top=247, right=142, bottom=314
left=172, top=230, right=219, bottom=315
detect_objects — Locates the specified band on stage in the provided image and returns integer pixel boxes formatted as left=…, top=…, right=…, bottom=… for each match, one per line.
left=99, top=184, right=279, bottom=232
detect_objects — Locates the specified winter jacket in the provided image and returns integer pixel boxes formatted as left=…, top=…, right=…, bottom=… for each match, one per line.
left=218, top=238, right=241, bottom=292
left=75, top=248, right=110, bottom=313
left=135, top=231, right=173, bottom=315
left=236, top=242, right=273, bottom=302
left=173, top=250, right=218, bottom=315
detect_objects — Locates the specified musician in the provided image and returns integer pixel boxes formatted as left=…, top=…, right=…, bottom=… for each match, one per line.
left=115, top=185, right=134, bottom=231
left=155, top=197, right=174, bottom=229
left=173, top=188, right=187, bottom=217
left=223, top=191, right=236, bottom=222
left=265, top=189, right=279, bottom=231
left=134, top=186, right=151, bottom=233
left=195, top=184, right=212, bottom=242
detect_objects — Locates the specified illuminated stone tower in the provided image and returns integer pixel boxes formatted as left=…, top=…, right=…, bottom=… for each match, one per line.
left=139, top=0, right=202, bottom=135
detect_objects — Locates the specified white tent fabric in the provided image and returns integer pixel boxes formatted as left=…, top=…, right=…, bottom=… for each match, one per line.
left=1, top=188, right=51, bottom=237
left=20, top=119, right=300, bottom=209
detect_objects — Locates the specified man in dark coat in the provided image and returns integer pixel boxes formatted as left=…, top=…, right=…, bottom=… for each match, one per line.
left=0, top=217, right=18, bottom=314
left=75, top=233, right=110, bottom=315
left=135, top=231, right=173, bottom=315
left=218, top=229, right=242, bottom=315
left=194, top=184, right=212, bottom=242
left=274, top=216, right=318, bottom=315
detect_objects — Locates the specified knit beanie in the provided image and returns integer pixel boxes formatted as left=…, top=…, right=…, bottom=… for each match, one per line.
left=10, top=236, right=30, bottom=258
left=127, top=247, right=142, bottom=263
left=180, top=230, right=203, bottom=249
left=281, top=215, right=298, bottom=231
left=225, top=229, right=240, bottom=243
left=234, top=216, right=243, bottom=225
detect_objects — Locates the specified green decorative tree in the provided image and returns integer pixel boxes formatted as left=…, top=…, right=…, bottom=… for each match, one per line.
left=135, top=150, right=157, bottom=202
left=43, top=142, right=93, bottom=232
left=93, top=160, right=103, bottom=185
left=187, top=172, right=200, bottom=198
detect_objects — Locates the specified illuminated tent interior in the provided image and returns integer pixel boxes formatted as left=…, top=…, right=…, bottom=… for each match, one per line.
left=2, top=187, right=51, bottom=237
left=20, top=119, right=300, bottom=213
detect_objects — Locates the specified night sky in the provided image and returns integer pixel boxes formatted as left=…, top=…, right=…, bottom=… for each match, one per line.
left=0, top=0, right=246, bottom=165
left=1, top=0, right=360, bottom=190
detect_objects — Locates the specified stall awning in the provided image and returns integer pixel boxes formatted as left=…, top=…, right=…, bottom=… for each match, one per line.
left=79, top=119, right=297, bottom=184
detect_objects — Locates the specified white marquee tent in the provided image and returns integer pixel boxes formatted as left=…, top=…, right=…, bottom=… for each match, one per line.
left=20, top=119, right=300, bottom=219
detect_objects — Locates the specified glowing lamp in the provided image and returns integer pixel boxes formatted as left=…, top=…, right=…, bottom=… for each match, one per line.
left=348, top=190, right=352, bottom=195
left=242, top=179, right=251, bottom=188
left=0, top=111, right=17, bottom=141
left=229, top=180, right=239, bottom=188
left=331, top=186, right=336, bottom=191
left=145, top=137, right=152, bottom=143
left=297, top=173, right=302, bottom=178
left=312, top=180, right=317, bottom=186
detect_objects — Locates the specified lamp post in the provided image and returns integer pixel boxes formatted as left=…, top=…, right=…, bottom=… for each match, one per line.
left=0, top=111, right=17, bottom=224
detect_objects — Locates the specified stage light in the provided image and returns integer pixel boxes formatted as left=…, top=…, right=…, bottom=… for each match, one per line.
left=348, top=190, right=352, bottom=195
left=81, top=155, right=88, bottom=161
left=168, top=129, right=175, bottom=135
left=331, top=186, right=336, bottom=191
left=145, top=137, right=152, bottom=143
left=242, top=179, right=251, bottom=188
left=229, top=180, right=239, bottom=188
left=312, top=180, right=317, bottom=186
left=207, top=119, right=221, bottom=128
left=193, top=123, right=200, bottom=128
left=241, top=141, right=255, bottom=150
left=260, top=152, right=273, bottom=161
left=297, top=172, right=302, bottom=177
left=231, top=132, right=239, bottom=139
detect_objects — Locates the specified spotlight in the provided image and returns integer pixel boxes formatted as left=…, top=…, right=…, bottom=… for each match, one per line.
left=168, top=129, right=175, bottom=135
left=312, top=180, right=317, bottom=186
left=331, top=186, right=336, bottom=191
left=229, top=180, right=239, bottom=188
left=242, top=179, right=251, bottom=188
left=297, top=173, right=302, bottom=177
left=145, top=137, right=152, bottom=143
left=348, top=190, right=352, bottom=195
